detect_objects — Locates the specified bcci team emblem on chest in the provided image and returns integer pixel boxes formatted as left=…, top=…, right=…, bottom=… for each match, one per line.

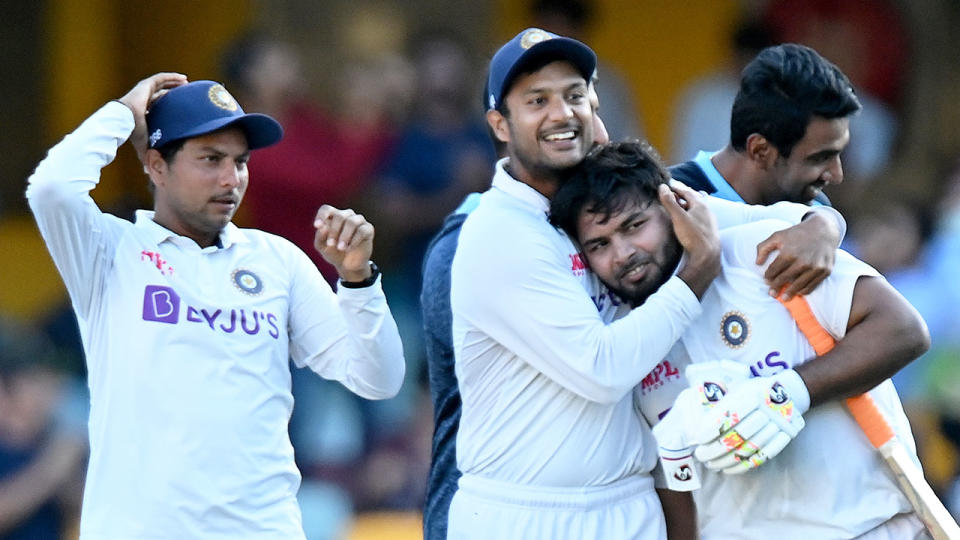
left=720, top=311, right=749, bottom=349
left=231, top=268, right=263, bottom=296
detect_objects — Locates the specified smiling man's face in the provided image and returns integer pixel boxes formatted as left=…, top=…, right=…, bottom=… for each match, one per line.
left=490, top=60, right=595, bottom=186
left=577, top=195, right=683, bottom=307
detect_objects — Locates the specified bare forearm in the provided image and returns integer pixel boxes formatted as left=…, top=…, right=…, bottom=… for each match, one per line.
left=657, top=488, right=698, bottom=540
left=795, top=277, right=930, bottom=408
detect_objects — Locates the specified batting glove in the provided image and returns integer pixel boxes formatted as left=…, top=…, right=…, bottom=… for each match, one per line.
left=692, top=369, right=810, bottom=475
left=651, top=361, right=752, bottom=491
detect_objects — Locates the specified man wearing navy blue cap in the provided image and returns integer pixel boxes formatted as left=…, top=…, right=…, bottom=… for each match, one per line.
left=433, top=27, right=854, bottom=539
left=443, top=28, right=721, bottom=539
left=26, top=72, right=406, bottom=539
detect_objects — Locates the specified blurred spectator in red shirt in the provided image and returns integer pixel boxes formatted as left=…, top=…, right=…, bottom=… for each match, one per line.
left=221, top=32, right=397, bottom=284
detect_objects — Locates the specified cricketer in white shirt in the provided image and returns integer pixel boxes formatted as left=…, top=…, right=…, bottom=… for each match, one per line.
left=26, top=99, right=405, bottom=539
left=447, top=157, right=847, bottom=539
left=639, top=219, right=926, bottom=539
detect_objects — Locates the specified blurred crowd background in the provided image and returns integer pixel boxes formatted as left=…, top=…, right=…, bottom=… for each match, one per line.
left=2, top=0, right=960, bottom=538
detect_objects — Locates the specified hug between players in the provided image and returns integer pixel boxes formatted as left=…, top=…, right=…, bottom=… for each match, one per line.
left=10, top=2, right=960, bottom=539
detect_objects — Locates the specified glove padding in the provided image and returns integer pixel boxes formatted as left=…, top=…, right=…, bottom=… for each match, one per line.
left=651, top=360, right=752, bottom=491
left=692, top=369, right=810, bottom=475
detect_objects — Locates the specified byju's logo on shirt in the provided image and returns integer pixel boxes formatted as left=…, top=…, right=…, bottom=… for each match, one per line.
left=143, top=285, right=180, bottom=323
left=141, top=285, right=280, bottom=338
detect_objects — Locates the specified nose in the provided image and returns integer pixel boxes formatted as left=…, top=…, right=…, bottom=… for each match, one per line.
left=547, top=96, right=574, bottom=122
left=822, top=156, right=844, bottom=185
left=220, top=162, right=242, bottom=188
left=612, top=236, right=634, bottom=268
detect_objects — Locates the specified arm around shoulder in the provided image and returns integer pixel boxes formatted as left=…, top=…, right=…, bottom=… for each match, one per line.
left=795, top=275, right=930, bottom=408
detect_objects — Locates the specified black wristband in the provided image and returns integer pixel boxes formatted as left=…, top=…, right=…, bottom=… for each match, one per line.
left=339, top=261, right=380, bottom=289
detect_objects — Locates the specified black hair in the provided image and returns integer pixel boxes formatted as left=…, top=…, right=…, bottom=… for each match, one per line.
left=550, top=140, right=669, bottom=239
left=730, top=43, right=861, bottom=157
left=145, top=138, right=187, bottom=194
left=154, top=138, right=187, bottom=165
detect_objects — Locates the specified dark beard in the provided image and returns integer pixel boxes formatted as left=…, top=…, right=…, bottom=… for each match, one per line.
left=619, top=236, right=684, bottom=307
left=509, top=152, right=577, bottom=187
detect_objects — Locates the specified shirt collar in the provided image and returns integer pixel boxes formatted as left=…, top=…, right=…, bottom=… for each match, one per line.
left=490, top=158, right=551, bottom=214
left=694, top=150, right=744, bottom=203
left=134, top=210, right=247, bottom=250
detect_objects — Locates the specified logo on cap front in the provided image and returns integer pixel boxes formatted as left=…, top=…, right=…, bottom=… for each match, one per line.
left=520, top=28, right=551, bottom=49
left=149, top=129, right=163, bottom=147
left=208, top=84, right=239, bottom=112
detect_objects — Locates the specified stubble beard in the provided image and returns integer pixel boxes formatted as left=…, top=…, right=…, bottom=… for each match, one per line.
left=621, top=236, right=684, bottom=308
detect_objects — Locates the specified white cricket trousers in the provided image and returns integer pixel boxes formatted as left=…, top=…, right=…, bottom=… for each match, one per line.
left=857, top=512, right=929, bottom=540
left=446, top=473, right=666, bottom=540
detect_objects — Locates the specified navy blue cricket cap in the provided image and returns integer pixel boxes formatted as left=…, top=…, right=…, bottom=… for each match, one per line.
left=485, top=28, right=597, bottom=111
left=145, top=80, right=283, bottom=150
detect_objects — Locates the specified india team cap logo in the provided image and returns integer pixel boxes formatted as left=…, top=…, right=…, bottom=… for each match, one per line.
left=232, top=268, right=263, bottom=296
left=520, top=28, right=551, bottom=49
left=485, top=27, right=596, bottom=111
left=145, top=80, right=282, bottom=150
left=720, top=311, right=750, bottom=349
left=208, top=84, right=239, bottom=112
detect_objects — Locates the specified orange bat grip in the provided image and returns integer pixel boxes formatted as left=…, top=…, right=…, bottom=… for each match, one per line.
left=777, top=293, right=896, bottom=447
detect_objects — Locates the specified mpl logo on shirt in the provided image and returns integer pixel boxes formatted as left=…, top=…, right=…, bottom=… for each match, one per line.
left=141, top=285, right=280, bottom=338
left=569, top=253, right=586, bottom=276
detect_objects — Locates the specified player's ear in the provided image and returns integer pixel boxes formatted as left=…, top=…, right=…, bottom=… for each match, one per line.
left=486, top=109, right=510, bottom=144
left=745, top=133, right=777, bottom=170
left=144, top=148, right=168, bottom=187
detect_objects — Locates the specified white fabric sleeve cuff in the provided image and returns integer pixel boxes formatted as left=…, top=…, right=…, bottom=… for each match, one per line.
left=336, top=272, right=384, bottom=302
left=778, top=368, right=811, bottom=415
left=805, top=206, right=847, bottom=246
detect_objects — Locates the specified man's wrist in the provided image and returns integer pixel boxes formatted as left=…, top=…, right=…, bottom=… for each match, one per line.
left=803, top=207, right=846, bottom=247
left=339, top=261, right=379, bottom=288
left=778, top=368, right=811, bottom=415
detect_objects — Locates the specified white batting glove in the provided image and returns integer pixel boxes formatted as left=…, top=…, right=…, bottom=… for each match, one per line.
left=691, top=369, right=810, bottom=475
left=653, top=387, right=702, bottom=491
left=651, top=361, right=752, bottom=491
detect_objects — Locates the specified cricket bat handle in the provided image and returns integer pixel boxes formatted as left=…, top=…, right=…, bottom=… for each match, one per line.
left=847, top=394, right=960, bottom=540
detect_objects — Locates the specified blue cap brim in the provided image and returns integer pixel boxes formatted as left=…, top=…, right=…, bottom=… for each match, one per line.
left=173, top=113, right=283, bottom=150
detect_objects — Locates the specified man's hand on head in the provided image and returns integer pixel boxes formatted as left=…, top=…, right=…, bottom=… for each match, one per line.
left=660, top=180, right=721, bottom=299
left=756, top=210, right=840, bottom=300
left=117, top=73, right=188, bottom=164
left=313, top=205, right=375, bottom=282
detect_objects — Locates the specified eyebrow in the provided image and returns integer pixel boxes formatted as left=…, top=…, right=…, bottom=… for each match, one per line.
left=581, top=206, right=650, bottom=246
left=196, top=146, right=250, bottom=159
left=806, top=148, right=841, bottom=162
left=522, top=80, right=588, bottom=97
